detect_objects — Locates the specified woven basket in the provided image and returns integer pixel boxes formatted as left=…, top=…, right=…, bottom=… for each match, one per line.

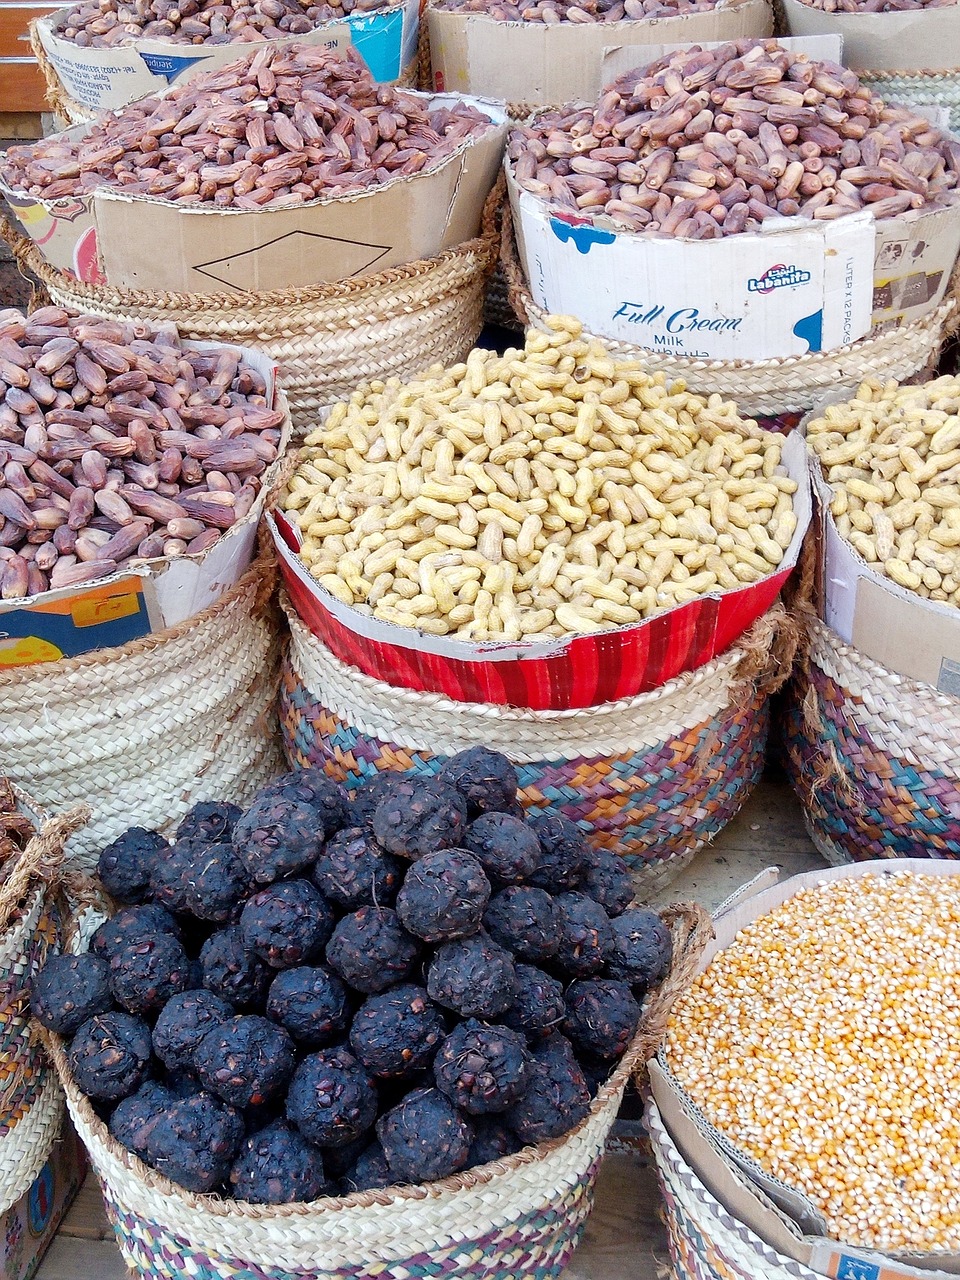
left=38, top=901, right=711, bottom=1280
left=501, top=203, right=957, bottom=418
left=280, top=595, right=799, bottom=889
left=0, top=790, right=87, bottom=1217
left=30, top=23, right=420, bottom=129
left=0, top=182, right=500, bottom=437
left=0, top=549, right=284, bottom=874
left=782, top=614, right=960, bottom=863
left=860, top=68, right=960, bottom=131
left=646, top=1100, right=826, bottom=1280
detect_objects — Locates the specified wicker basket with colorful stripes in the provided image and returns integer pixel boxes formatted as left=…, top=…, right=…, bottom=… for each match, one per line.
left=0, top=788, right=87, bottom=1217
left=783, top=613, right=960, bottom=862
left=280, top=594, right=798, bottom=890
left=39, top=901, right=711, bottom=1280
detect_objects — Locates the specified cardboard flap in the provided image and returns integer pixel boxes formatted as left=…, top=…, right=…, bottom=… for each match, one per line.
left=780, top=0, right=960, bottom=72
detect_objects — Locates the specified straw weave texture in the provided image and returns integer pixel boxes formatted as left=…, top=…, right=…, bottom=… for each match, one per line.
left=501, top=204, right=955, bottom=418
left=0, top=555, right=283, bottom=872
left=1, top=189, right=499, bottom=437
left=278, top=597, right=799, bottom=885
left=783, top=616, right=960, bottom=862
left=41, top=901, right=712, bottom=1280
left=860, top=68, right=960, bottom=130
left=0, top=793, right=87, bottom=1215
left=647, top=1102, right=826, bottom=1280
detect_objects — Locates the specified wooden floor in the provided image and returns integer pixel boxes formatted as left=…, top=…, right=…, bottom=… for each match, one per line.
left=35, top=776, right=828, bottom=1280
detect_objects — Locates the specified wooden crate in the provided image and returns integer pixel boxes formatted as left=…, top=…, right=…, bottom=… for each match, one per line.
left=0, top=2, right=60, bottom=114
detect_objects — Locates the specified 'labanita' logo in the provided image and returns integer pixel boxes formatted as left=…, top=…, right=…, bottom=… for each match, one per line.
left=747, top=264, right=812, bottom=294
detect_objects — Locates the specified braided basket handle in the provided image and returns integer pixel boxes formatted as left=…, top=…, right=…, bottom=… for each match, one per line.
left=0, top=803, right=90, bottom=933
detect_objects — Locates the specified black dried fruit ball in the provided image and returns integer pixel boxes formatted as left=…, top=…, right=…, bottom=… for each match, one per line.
left=579, top=849, right=635, bottom=918
left=229, top=1119, right=326, bottom=1205
left=341, top=1140, right=392, bottom=1193
left=31, top=954, right=113, bottom=1036
left=372, top=778, right=466, bottom=861
left=552, top=893, right=614, bottom=978
left=232, top=796, right=324, bottom=886
left=152, top=990, right=233, bottom=1074
left=426, top=931, right=517, bottom=1020
left=266, top=966, right=350, bottom=1048
left=527, top=814, right=589, bottom=893
left=200, top=926, right=271, bottom=1011
left=326, top=907, right=420, bottom=995
left=564, top=979, right=641, bottom=1060
left=349, top=984, right=446, bottom=1080
left=395, top=849, right=491, bottom=944
left=176, top=801, right=242, bottom=845
left=108, top=933, right=194, bottom=1017
left=437, top=747, right=518, bottom=819
left=506, top=1034, right=591, bottom=1144
left=185, top=844, right=250, bottom=925
left=349, top=772, right=406, bottom=829
left=433, top=1020, right=529, bottom=1115
left=483, top=887, right=559, bottom=965
left=109, top=1080, right=173, bottom=1160
left=144, top=1091, right=243, bottom=1193
left=320, top=1132, right=369, bottom=1180
left=91, top=904, right=180, bottom=961
left=502, top=965, right=565, bottom=1040
left=312, top=828, right=402, bottom=911
left=239, top=881, right=334, bottom=969
left=606, top=908, right=673, bottom=991
left=377, top=1087, right=472, bottom=1185
left=194, top=1015, right=295, bottom=1109
left=268, top=770, right=350, bottom=837
left=286, top=1048, right=378, bottom=1148
left=97, top=827, right=169, bottom=905
left=466, top=1118, right=520, bottom=1168
left=464, top=813, right=540, bottom=885
left=69, top=1012, right=153, bottom=1102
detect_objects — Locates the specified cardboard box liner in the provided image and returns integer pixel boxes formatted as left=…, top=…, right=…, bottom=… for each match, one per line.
left=781, top=0, right=960, bottom=74
left=800, top=415, right=960, bottom=695
left=34, top=0, right=419, bottom=112
left=0, top=96, right=508, bottom=294
left=0, top=1119, right=86, bottom=1280
left=506, top=35, right=960, bottom=362
left=268, top=429, right=811, bottom=711
left=0, top=342, right=290, bottom=669
left=650, top=859, right=960, bottom=1280
left=425, top=0, right=771, bottom=109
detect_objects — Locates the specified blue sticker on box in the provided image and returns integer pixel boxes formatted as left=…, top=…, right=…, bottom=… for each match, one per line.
left=138, top=51, right=208, bottom=83
left=348, top=7, right=405, bottom=83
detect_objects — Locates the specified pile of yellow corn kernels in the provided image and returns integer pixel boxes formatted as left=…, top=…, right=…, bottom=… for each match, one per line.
left=666, top=871, right=960, bottom=1252
left=283, top=317, right=797, bottom=641
left=808, top=377, right=960, bottom=605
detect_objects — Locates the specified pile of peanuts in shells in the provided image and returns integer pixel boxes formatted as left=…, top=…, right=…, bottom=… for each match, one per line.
left=808, top=377, right=960, bottom=605
left=0, top=307, right=285, bottom=600
left=53, top=0, right=391, bottom=48
left=0, top=46, right=492, bottom=210
left=282, top=316, right=798, bottom=641
left=507, top=40, right=960, bottom=235
left=431, top=0, right=720, bottom=25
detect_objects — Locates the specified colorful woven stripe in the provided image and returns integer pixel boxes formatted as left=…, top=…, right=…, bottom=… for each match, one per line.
left=101, top=1164, right=598, bottom=1280
left=784, top=663, right=960, bottom=861
left=281, top=667, right=768, bottom=872
left=0, top=896, right=59, bottom=1137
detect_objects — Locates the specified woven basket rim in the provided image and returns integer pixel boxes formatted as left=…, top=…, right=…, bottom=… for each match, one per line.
left=42, top=902, right=708, bottom=1222
left=808, top=613, right=960, bottom=707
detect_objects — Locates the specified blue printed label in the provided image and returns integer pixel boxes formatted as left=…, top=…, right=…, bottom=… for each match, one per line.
left=747, top=263, right=812, bottom=293
left=139, top=51, right=209, bottom=82
left=836, top=1257, right=880, bottom=1280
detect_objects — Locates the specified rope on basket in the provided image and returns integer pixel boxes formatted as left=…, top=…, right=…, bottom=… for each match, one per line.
left=499, top=199, right=956, bottom=416
left=0, top=801, right=89, bottom=934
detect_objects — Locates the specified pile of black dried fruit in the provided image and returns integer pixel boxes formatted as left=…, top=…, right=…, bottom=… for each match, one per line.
left=40, top=753, right=669, bottom=1204
left=97, top=828, right=170, bottom=905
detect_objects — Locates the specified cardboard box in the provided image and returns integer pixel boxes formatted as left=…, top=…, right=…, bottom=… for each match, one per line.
left=0, top=1118, right=86, bottom=1280
left=650, top=859, right=960, bottom=1280
left=268, top=429, right=811, bottom=711
left=804, top=434, right=960, bottom=694
left=506, top=36, right=960, bottom=361
left=425, top=0, right=771, bottom=109
left=33, top=0, right=420, bottom=112
left=0, top=342, right=290, bottom=669
left=0, top=96, right=508, bottom=294
left=781, top=0, right=960, bottom=73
